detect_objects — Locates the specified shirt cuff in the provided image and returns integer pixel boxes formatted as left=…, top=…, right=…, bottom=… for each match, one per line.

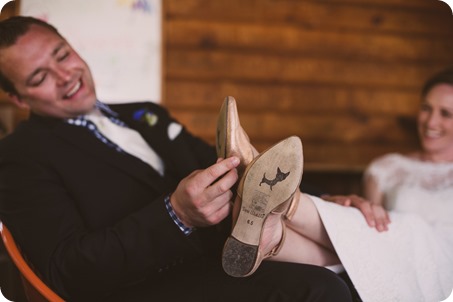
left=164, top=194, right=193, bottom=236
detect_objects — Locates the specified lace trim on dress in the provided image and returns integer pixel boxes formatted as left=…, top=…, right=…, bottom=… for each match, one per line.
left=365, top=153, right=453, bottom=192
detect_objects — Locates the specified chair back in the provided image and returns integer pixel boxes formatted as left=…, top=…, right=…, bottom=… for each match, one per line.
left=0, top=222, right=64, bottom=302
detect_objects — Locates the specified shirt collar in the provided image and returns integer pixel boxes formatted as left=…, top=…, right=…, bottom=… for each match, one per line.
left=95, top=100, right=120, bottom=118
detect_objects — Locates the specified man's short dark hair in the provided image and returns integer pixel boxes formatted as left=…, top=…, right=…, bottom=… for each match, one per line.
left=0, top=16, right=61, bottom=95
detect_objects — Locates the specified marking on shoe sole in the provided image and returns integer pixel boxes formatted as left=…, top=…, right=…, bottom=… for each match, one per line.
left=242, top=191, right=268, bottom=218
left=259, top=167, right=290, bottom=190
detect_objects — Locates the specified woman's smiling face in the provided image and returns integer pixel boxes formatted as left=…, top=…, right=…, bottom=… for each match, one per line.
left=417, top=83, right=453, bottom=161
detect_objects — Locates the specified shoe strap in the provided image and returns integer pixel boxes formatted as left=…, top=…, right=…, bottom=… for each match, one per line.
left=265, top=220, right=286, bottom=258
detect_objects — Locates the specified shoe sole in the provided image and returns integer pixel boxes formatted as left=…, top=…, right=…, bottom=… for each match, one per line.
left=222, top=136, right=303, bottom=277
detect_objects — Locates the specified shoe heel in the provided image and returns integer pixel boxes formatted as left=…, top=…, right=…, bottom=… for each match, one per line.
left=222, top=237, right=258, bottom=277
left=223, top=189, right=270, bottom=277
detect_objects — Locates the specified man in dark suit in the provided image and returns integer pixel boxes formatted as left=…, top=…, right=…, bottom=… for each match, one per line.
left=0, top=16, right=352, bottom=301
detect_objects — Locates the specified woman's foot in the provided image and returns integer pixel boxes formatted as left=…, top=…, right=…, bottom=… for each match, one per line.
left=222, top=136, right=304, bottom=277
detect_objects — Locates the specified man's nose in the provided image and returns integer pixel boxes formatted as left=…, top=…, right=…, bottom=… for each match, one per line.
left=53, top=65, right=72, bottom=85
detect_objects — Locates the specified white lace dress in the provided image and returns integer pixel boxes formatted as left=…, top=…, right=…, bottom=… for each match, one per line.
left=311, top=153, right=453, bottom=302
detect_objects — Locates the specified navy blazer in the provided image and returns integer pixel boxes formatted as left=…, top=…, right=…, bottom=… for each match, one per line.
left=0, top=102, right=220, bottom=300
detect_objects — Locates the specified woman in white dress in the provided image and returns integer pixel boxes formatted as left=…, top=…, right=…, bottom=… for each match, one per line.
left=281, top=68, right=453, bottom=302
left=219, top=68, right=453, bottom=302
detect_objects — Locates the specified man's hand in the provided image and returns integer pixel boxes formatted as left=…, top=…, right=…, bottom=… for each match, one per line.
left=321, top=194, right=391, bottom=232
left=170, top=156, right=240, bottom=228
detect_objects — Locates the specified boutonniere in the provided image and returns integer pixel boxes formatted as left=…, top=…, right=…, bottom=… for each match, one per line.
left=133, top=108, right=158, bottom=126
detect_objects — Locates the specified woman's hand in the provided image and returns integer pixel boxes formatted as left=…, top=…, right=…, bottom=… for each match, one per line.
left=321, top=194, right=391, bottom=232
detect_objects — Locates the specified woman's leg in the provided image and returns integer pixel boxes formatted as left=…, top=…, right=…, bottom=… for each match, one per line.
left=271, top=192, right=340, bottom=266
left=272, top=227, right=340, bottom=266
left=286, top=192, right=335, bottom=250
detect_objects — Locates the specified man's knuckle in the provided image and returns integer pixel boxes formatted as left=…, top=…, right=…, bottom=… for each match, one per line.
left=185, top=183, right=198, bottom=197
left=207, top=166, right=220, bottom=178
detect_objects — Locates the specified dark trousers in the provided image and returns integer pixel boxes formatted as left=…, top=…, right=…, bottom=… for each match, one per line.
left=104, top=258, right=353, bottom=302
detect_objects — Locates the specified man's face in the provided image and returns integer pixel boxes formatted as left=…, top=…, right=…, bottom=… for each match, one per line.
left=0, top=24, right=97, bottom=119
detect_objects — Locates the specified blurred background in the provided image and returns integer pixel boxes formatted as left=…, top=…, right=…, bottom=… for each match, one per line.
left=1, top=0, right=453, bottom=299
left=3, top=0, right=452, bottom=195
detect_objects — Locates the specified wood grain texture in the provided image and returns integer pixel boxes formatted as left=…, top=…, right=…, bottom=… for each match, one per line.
left=162, top=0, right=453, bottom=193
left=1, top=0, right=452, bottom=193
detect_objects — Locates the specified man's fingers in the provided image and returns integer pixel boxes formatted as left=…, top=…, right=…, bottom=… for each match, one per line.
left=193, top=190, right=233, bottom=226
left=205, top=168, right=238, bottom=201
left=197, top=157, right=239, bottom=189
left=205, top=192, right=234, bottom=225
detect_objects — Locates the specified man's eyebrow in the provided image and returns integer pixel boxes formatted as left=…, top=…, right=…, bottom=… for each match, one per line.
left=25, top=42, right=66, bottom=85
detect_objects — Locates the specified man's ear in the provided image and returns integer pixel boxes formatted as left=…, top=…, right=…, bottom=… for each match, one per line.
left=8, top=93, right=30, bottom=110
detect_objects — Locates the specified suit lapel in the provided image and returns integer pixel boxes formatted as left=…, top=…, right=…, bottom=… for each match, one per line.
left=51, top=122, right=171, bottom=193
left=31, top=101, right=203, bottom=194
left=110, top=103, right=202, bottom=180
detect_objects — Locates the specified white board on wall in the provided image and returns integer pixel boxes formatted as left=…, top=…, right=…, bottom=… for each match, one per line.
left=20, top=0, right=162, bottom=103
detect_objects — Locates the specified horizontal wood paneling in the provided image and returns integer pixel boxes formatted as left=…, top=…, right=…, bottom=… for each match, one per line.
left=165, top=0, right=453, bottom=36
left=166, top=20, right=453, bottom=63
left=315, top=0, right=448, bottom=11
left=166, top=49, right=446, bottom=89
left=171, top=110, right=418, bottom=143
left=163, top=0, right=453, bottom=193
left=165, top=80, right=420, bottom=116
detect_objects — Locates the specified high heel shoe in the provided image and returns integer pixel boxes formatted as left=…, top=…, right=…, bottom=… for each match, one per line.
left=222, top=136, right=303, bottom=277
left=216, top=96, right=258, bottom=176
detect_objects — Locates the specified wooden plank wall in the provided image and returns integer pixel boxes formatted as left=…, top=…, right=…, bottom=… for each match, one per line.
left=1, top=0, right=453, bottom=193
left=163, top=0, right=453, bottom=194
